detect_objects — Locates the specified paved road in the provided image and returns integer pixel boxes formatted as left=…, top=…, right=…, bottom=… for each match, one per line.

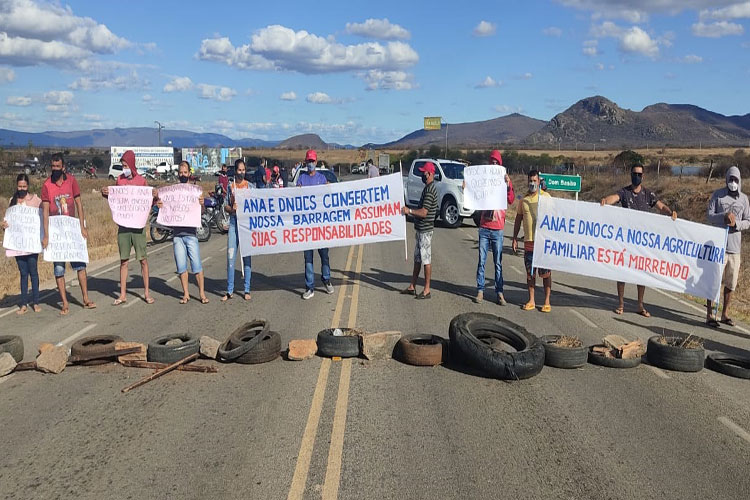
left=2, top=208, right=750, bottom=499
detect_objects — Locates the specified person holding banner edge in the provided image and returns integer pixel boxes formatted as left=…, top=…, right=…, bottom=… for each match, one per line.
left=512, top=170, right=552, bottom=312
left=600, top=163, right=677, bottom=317
left=297, top=149, right=335, bottom=300
left=101, top=150, right=156, bottom=306
left=1, top=173, right=42, bottom=314
left=474, top=150, right=515, bottom=305
left=706, top=166, right=750, bottom=328
left=222, top=159, right=252, bottom=302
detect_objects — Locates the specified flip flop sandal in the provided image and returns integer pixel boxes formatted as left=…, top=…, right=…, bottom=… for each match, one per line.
left=541, top=305, right=552, bottom=313
left=200, top=297, right=210, bottom=304
left=243, top=293, right=252, bottom=301
left=221, top=293, right=233, bottom=302
left=84, top=302, right=97, bottom=309
left=179, top=298, right=190, bottom=304
left=521, top=302, right=536, bottom=311
left=400, top=288, right=416, bottom=296
left=60, top=307, right=70, bottom=316
left=613, top=307, right=624, bottom=315
left=638, top=309, right=651, bottom=318
left=112, top=298, right=126, bottom=306
left=721, top=318, right=736, bottom=327
left=415, top=291, right=431, bottom=299
left=706, top=318, right=721, bottom=328
left=144, top=297, right=155, bottom=304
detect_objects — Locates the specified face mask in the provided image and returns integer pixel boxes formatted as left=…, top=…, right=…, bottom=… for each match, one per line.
left=631, top=174, right=643, bottom=187
left=307, top=162, right=315, bottom=172
left=421, top=174, right=429, bottom=184
left=122, top=167, right=132, bottom=178
left=728, top=181, right=739, bottom=192
left=51, top=169, right=63, bottom=182
left=16, top=189, right=27, bottom=199
left=178, top=175, right=190, bottom=184
left=528, top=182, right=538, bottom=193
left=236, top=171, right=245, bottom=180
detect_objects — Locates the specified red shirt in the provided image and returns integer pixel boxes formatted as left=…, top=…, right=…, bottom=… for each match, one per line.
left=479, top=178, right=515, bottom=230
left=41, top=174, right=81, bottom=216
left=115, top=173, right=147, bottom=187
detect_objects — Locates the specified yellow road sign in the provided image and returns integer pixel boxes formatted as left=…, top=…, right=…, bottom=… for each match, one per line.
left=424, top=117, right=442, bottom=130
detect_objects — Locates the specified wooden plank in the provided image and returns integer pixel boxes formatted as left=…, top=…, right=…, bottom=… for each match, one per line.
left=121, top=353, right=199, bottom=393
left=120, top=359, right=217, bottom=373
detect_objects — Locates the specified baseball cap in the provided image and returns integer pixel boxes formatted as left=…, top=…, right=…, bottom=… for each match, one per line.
left=418, top=162, right=436, bottom=174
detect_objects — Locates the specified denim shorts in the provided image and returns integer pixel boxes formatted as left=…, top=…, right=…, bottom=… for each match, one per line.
left=173, top=235, right=202, bottom=274
left=53, top=261, right=86, bottom=278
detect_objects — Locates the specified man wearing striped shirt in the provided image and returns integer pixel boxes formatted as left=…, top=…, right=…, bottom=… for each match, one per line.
left=401, top=162, right=438, bottom=299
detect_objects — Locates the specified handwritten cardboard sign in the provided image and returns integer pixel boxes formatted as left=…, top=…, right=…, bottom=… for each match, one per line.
left=43, top=215, right=89, bottom=263
left=3, top=204, right=42, bottom=254
left=463, top=164, right=508, bottom=211
left=156, top=184, right=202, bottom=228
left=108, top=185, right=153, bottom=229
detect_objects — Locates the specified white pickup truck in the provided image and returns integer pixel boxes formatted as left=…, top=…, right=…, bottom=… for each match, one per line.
left=403, top=158, right=475, bottom=228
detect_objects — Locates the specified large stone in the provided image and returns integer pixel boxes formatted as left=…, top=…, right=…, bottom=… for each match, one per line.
left=36, top=346, right=69, bottom=374
left=360, top=331, right=402, bottom=360
left=199, top=336, right=221, bottom=360
left=166, top=338, right=183, bottom=346
left=0, top=352, right=17, bottom=377
left=288, top=339, right=317, bottom=361
left=115, top=342, right=147, bottom=362
left=38, top=343, right=55, bottom=354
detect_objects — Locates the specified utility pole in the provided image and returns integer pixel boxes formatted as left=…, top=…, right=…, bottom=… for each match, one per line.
left=154, top=121, right=164, bottom=146
left=444, top=121, right=448, bottom=158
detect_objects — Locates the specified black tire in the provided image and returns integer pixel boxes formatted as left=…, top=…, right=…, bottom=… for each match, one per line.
left=317, top=328, right=360, bottom=358
left=587, top=346, right=642, bottom=368
left=397, top=334, right=447, bottom=366
left=230, top=330, right=281, bottom=364
left=440, top=198, right=462, bottom=228
left=148, top=334, right=200, bottom=364
left=71, top=335, right=123, bottom=365
left=449, top=313, right=544, bottom=380
left=218, top=320, right=270, bottom=362
left=0, top=335, right=24, bottom=363
left=149, top=224, right=170, bottom=244
left=197, top=217, right=211, bottom=242
left=541, top=335, right=588, bottom=369
left=646, top=335, right=704, bottom=372
left=705, top=353, right=750, bottom=379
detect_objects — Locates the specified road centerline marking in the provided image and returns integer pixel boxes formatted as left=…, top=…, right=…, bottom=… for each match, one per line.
left=56, top=323, right=97, bottom=346
left=718, top=416, right=750, bottom=444
left=569, top=309, right=598, bottom=329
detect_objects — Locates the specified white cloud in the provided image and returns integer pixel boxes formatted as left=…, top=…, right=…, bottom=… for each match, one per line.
left=280, top=91, right=297, bottom=100
left=493, top=104, right=524, bottom=114
left=83, top=113, right=102, bottom=121
left=0, top=66, right=15, bottom=83
left=543, top=26, right=563, bottom=36
left=1, top=112, right=19, bottom=121
left=700, top=2, right=750, bottom=21
left=692, top=21, right=744, bottom=37
left=596, top=62, right=605, bottom=70
left=360, top=70, right=416, bottom=90
left=681, top=54, right=703, bottom=63
left=475, top=76, right=501, bottom=88
left=592, top=22, right=660, bottom=57
left=43, top=90, right=73, bottom=105
left=142, top=94, right=153, bottom=102
left=163, top=76, right=194, bottom=92
left=521, top=72, right=533, bottom=79
left=345, top=18, right=410, bottom=40
left=306, top=92, right=332, bottom=104
left=473, top=20, right=497, bottom=37
left=69, top=71, right=150, bottom=91
left=6, top=95, right=31, bottom=106
left=583, top=39, right=599, bottom=56
left=197, top=83, right=237, bottom=101
left=555, top=1, right=740, bottom=23
left=197, top=25, right=419, bottom=78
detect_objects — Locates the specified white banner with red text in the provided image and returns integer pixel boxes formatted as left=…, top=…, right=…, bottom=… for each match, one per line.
left=532, top=197, right=727, bottom=301
left=235, top=173, right=406, bottom=256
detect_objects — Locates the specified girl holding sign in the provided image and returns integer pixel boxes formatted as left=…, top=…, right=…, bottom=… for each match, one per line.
left=2, top=174, right=42, bottom=314
left=222, top=159, right=252, bottom=301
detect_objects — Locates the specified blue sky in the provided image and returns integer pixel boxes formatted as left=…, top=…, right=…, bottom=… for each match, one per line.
left=1, top=0, right=749, bottom=144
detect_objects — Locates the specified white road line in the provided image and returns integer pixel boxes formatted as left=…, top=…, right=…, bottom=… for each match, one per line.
left=651, top=288, right=705, bottom=314
left=647, top=365, right=671, bottom=379
left=569, top=309, right=598, bottom=329
left=123, top=298, right=139, bottom=309
left=166, top=275, right=179, bottom=283
left=736, top=325, right=750, bottom=335
left=718, top=416, right=750, bottom=445
left=93, top=242, right=174, bottom=278
left=93, top=263, right=122, bottom=278
left=202, top=256, right=212, bottom=263
left=56, top=323, right=97, bottom=347
left=0, top=374, right=15, bottom=385
left=509, top=265, right=522, bottom=275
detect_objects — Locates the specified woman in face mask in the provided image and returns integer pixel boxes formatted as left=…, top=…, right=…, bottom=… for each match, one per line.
left=2, top=174, right=43, bottom=314
left=222, top=159, right=252, bottom=301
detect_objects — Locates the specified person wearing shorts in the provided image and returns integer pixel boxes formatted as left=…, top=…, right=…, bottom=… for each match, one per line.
left=401, top=162, right=438, bottom=299
left=706, top=166, right=750, bottom=328
left=513, top=169, right=552, bottom=312
left=101, top=150, right=155, bottom=305
left=41, top=153, right=96, bottom=315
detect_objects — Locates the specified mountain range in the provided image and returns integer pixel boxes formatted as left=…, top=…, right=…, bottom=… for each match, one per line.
left=1, top=96, right=748, bottom=149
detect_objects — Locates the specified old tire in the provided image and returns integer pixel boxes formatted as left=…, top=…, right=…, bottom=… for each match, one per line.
left=397, top=334, right=447, bottom=366
left=646, top=334, right=704, bottom=372
left=71, top=335, right=124, bottom=365
left=230, top=330, right=281, bottom=364
left=541, top=335, right=588, bottom=369
left=587, top=346, right=642, bottom=368
left=449, top=313, right=544, bottom=380
left=0, top=335, right=24, bottom=363
left=317, top=328, right=360, bottom=358
left=148, top=334, right=199, bottom=364
left=218, top=320, right=269, bottom=362
left=705, top=353, right=750, bottom=379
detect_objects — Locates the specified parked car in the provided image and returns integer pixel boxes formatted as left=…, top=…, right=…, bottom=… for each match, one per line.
left=108, top=163, right=123, bottom=180
left=290, top=167, right=339, bottom=186
left=351, top=162, right=367, bottom=174
left=403, top=158, right=474, bottom=228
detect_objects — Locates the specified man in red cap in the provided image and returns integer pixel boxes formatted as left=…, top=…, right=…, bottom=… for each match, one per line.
left=474, top=150, right=514, bottom=304
left=101, top=150, right=156, bottom=305
left=401, top=161, right=438, bottom=299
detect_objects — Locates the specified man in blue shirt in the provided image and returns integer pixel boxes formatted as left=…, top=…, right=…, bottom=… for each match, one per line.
left=296, top=149, right=334, bottom=299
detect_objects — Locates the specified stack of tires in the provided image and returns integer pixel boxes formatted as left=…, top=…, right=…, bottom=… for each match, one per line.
left=218, top=320, right=281, bottom=364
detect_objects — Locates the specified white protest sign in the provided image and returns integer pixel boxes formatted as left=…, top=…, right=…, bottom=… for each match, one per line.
left=463, top=164, right=508, bottom=211
left=235, top=173, right=407, bottom=256
left=43, top=215, right=89, bottom=263
left=108, top=185, right=153, bottom=229
left=156, top=184, right=202, bottom=228
left=3, top=205, right=42, bottom=253
left=532, top=197, right=727, bottom=301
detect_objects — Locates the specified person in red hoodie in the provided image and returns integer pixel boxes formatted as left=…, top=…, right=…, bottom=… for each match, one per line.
left=474, top=150, right=515, bottom=305
left=101, top=150, right=156, bottom=305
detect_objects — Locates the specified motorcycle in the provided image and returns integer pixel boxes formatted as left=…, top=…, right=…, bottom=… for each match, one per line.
left=85, top=166, right=98, bottom=179
left=148, top=206, right=211, bottom=244
left=204, top=183, right=230, bottom=234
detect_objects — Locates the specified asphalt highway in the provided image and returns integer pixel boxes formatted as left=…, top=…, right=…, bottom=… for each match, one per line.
left=1, top=184, right=750, bottom=500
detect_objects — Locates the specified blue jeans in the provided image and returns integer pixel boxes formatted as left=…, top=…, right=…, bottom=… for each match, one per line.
left=16, top=255, right=40, bottom=306
left=476, top=228, right=504, bottom=294
left=227, top=216, right=251, bottom=294
left=173, top=235, right=202, bottom=274
left=304, top=248, right=330, bottom=291
left=53, top=261, right=86, bottom=278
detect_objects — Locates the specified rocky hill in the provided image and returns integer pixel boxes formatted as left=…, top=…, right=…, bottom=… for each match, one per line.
left=277, top=134, right=327, bottom=150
